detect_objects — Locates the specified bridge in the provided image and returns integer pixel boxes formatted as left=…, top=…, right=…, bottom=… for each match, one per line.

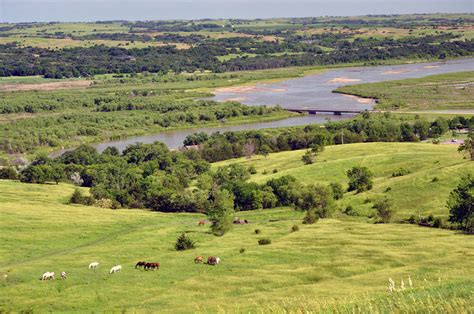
left=284, top=108, right=366, bottom=116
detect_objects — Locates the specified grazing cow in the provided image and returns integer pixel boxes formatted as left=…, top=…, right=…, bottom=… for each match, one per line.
left=215, top=257, right=221, bottom=265
left=233, top=219, right=249, bottom=224
left=88, top=262, right=99, bottom=269
left=61, top=272, right=67, bottom=280
left=197, top=220, right=206, bottom=226
left=41, top=272, right=55, bottom=280
left=109, top=265, right=122, bottom=274
left=194, top=256, right=204, bottom=264
left=144, top=262, right=160, bottom=271
left=135, top=261, right=146, bottom=269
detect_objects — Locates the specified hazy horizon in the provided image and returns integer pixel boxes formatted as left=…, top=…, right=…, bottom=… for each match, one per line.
left=1, top=0, right=473, bottom=23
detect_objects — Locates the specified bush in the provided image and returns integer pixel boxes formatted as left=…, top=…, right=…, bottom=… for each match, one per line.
left=175, top=233, right=196, bottom=251
left=344, top=205, right=357, bottom=216
left=329, top=182, right=344, bottom=200
left=262, top=170, right=268, bottom=175
left=432, top=177, right=439, bottom=182
left=248, top=166, right=257, bottom=174
left=254, top=229, right=261, bottom=234
left=69, top=188, right=94, bottom=205
left=272, top=169, right=278, bottom=174
left=0, top=167, right=19, bottom=180
left=373, top=198, right=393, bottom=223
left=384, top=186, right=392, bottom=193
left=258, top=238, right=271, bottom=245
left=302, top=210, right=319, bottom=224
left=240, top=248, right=246, bottom=254
left=392, top=168, right=411, bottom=177
left=291, top=224, right=299, bottom=232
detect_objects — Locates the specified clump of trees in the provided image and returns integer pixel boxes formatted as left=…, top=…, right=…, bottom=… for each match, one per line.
left=448, top=174, right=473, bottom=233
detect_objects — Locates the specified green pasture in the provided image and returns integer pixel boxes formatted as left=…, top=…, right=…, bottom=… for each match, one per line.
left=213, top=142, right=474, bottom=219
left=336, top=71, right=474, bottom=111
left=0, top=178, right=472, bottom=312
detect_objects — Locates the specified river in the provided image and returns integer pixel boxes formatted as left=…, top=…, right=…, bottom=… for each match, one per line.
left=53, top=58, right=474, bottom=155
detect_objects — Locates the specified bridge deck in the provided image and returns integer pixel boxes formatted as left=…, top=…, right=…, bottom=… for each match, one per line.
left=284, top=108, right=366, bottom=115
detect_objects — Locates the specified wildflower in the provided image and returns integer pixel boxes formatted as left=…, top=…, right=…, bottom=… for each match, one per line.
left=408, top=276, right=413, bottom=288
left=400, top=279, right=405, bottom=290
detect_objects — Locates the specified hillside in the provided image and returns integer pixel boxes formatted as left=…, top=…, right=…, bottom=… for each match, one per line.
left=1, top=141, right=473, bottom=312
left=213, top=142, right=474, bottom=219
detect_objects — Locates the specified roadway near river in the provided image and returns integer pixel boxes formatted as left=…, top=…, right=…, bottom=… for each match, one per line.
left=52, top=58, right=474, bottom=155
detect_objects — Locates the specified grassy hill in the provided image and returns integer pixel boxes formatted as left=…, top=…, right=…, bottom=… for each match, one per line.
left=213, top=142, right=474, bottom=219
left=335, top=71, right=474, bottom=111
left=1, top=143, right=474, bottom=312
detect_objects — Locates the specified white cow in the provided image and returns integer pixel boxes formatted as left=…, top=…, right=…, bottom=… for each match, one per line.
left=61, top=271, right=67, bottom=279
left=109, top=265, right=122, bottom=274
left=41, top=272, right=55, bottom=280
left=88, top=262, right=99, bottom=269
left=215, top=257, right=221, bottom=265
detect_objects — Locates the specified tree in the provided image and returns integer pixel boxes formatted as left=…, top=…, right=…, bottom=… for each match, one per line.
left=175, top=233, right=196, bottom=251
left=296, top=184, right=335, bottom=222
left=242, top=141, right=256, bottom=159
left=259, top=145, right=272, bottom=158
left=448, top=175, right=473, bottom=233
left=347, top=166, right=373, bottom=193
left=206, top=188, right=235, bottom=236
left=373, top=198, right=393, bottom=223
left=301, top=150, right=314, bottom=165
left=458, top=132, right=474, bottom=161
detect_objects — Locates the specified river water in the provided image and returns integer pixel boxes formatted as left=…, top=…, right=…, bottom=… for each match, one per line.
left=53, top=58, right=474, bottom=155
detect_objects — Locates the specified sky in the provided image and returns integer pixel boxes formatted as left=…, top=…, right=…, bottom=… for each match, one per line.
left=1, top=0, right=473, bottom=23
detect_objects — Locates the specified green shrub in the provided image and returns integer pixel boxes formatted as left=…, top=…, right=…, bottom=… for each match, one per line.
left=291, top=225, right=299, bottom=232
left=329, top=182, right=344, bottom=200
left=248, top=166, right=257, bottom=174
left=254, top=229, right=261, bottom=234
left=175, top=233, right=196, bottom=251
left=392, top=168, right=411, bottom=177
left=0, top=167, right=19, bottom=180
left=240, top=248, right=246, bottom=254
left=302, top=210, right=319, bottom=224
left=432, top=177, right=439, bottom=182
left=272, top=169, right=278, bottom=174
left=258, top=238, right=271, bottom=245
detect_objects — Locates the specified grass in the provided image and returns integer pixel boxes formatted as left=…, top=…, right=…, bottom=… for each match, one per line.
left=0, top=178, right=473, bottom=312
left=335, top=71, right=474, bottom=111
left=213, top=142, right=474, bottom=219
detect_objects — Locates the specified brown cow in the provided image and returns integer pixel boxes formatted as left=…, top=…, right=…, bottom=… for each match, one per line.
left=194, top=256, right=204, bottom=264
left=144, top=262, right=160, bottom=271
left=135, top=261, right=146, bottom=269
left=197, top=220, right=206, bottom=226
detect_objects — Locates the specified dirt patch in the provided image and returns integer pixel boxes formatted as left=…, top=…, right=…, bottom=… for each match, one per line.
left=0, top=80, right=92, bottom=92
left=328, top=77, right=361, bottom=83
left=342, top=94, right=374, bottom=104
left=223, top=97, right=247, bottom=102
left=382, top=69, right=411, bottom=75
left=422, top=65, right=441, bottom=69
left=271, top=89, right=287, bottom=92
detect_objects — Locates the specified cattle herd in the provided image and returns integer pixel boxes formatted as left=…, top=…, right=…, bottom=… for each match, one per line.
left=39, top=256, right=221, bottom=281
